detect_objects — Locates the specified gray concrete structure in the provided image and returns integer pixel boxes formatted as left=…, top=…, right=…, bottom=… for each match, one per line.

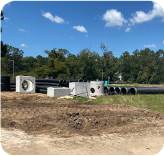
left=16, top=76, right=35, bottom=93
left=47, top=87, right=71, bottom=97
left=90, top=81, right=104, bottom=96
left=69, top=82, right=90, bottom=97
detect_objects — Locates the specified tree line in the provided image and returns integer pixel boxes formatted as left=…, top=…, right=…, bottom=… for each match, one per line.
left=1, top=43, right=164, bottom=84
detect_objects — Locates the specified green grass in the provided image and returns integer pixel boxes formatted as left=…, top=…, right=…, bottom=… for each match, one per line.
left=72, top=97, right=89, bottom=102
left=71, top=83, right=164, bottom=114
left=72, top=94, right=164, bottom=114
left=94, top=94, right=164, bottom=114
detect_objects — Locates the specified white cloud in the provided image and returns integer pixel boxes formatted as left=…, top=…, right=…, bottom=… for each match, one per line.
left=42, top=12, right=65, bottom=24
left=2, top=2, right=11, bottom=11
left=130, top=2, right=164, bottom=25
left=125, top=27, right=131, bottom=32
left=18, top=29, right=26, bottom=32
left=102, top=9, right=127, bottom=27
left=162, top=40, right=164, bottom=44
left=20, top=44, right=27, bottom=47
left=73, top=25, right=87, bottom=33
left=4, top=16, right=10, bottom=20
left=143, top=44, right=156, bottom=48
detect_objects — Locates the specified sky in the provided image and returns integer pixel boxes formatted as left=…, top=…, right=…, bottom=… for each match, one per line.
left=1, top=0, right=164, bottom=58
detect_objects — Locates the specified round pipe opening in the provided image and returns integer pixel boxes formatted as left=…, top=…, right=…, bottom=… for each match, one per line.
left=59, top=79, right=64, bottom=85
left=109, top=87, right=115, bottom=92
left=115, top=87, right=121, bottom=94
left=22, top=79, right=34, bottom=92
left=121, top=87, right=128, bottom=94
left=104, top=86, right=108, bottom=93
left=129, top=88, right=137, bottom=95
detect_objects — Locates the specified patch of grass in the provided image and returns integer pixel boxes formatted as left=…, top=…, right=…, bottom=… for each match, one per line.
left=73, top=97, right=89, bottom=102
left=94, top=94, right=164, bottom=114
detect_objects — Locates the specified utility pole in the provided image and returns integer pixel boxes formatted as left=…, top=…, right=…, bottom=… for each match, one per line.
left=11, top=60, right=14, bottom=80
left=108, top=76, right=110, bottom=84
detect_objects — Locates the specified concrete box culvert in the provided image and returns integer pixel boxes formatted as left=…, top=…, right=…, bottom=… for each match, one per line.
left=16, top=76, right=35, bottom=93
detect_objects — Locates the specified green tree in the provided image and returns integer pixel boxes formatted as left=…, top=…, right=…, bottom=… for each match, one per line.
left=34, top=66, right=52, bottom=78
left=119, top=51, right=134, bottom=82
left=100, top=51, right=119, bottom=81
left=1, top=41, right=7, bottom=57
left=65, top=54, right=80, bottom=78
left=154, top=49, right=164, bottom=83
left=0, top=11, right=7, bottom=74
left=119, top=48, right=162, bottom=84
left=77, top=48, right=100, bottom=80
left=44, top=48, right=69, bottom=60
left=35, top=55, right=48, bottom=67
left=1, top=45, right=24, bottom=75
left=43, top=48, right=70, bottom=79
left=136, top=48, right=156, bottom=83
left=34, top=55, right=49, bottom=78
left=1, top=11, right=8, bottom=57
left=100, top=43, right=119, bottom=81
left=22, top=56, right=36, bottom=72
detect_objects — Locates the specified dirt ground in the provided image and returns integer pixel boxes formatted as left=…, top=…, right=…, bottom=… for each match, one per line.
left=1, top=92, right=164, bottom=155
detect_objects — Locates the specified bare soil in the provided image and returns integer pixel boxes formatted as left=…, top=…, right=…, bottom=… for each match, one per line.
left=1, top=92, right=164, bottom=155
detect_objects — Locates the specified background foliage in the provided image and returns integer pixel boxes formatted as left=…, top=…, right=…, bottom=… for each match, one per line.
left=1, top=43, right=164, bottom=84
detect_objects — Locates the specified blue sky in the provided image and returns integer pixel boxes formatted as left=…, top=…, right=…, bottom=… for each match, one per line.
left=1, top=1, right=164, bottom=58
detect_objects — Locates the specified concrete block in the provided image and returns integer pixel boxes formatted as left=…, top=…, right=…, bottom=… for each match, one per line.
left=16, top=76, right=35, bottom=93
left=69, top=82, right=90, bottom=97
left=47, top=87, right=71, bottom=97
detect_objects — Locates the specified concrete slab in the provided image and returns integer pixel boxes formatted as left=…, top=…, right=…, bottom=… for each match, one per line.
left=47, top=87, right=71, bottom=97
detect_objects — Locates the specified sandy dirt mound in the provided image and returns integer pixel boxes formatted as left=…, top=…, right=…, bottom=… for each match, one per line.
left=1, top=92, right=164, bottom=154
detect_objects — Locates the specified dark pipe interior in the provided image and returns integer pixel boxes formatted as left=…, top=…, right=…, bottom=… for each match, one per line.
left=104, top=86, right=108, bottom=93
left=129, top=88, right=136, bottom=95
left=109, top=87, right=115, bottom=92
left=115, top=87, right=121, bottom=94
left=121, top=88, right=127, bottom=94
